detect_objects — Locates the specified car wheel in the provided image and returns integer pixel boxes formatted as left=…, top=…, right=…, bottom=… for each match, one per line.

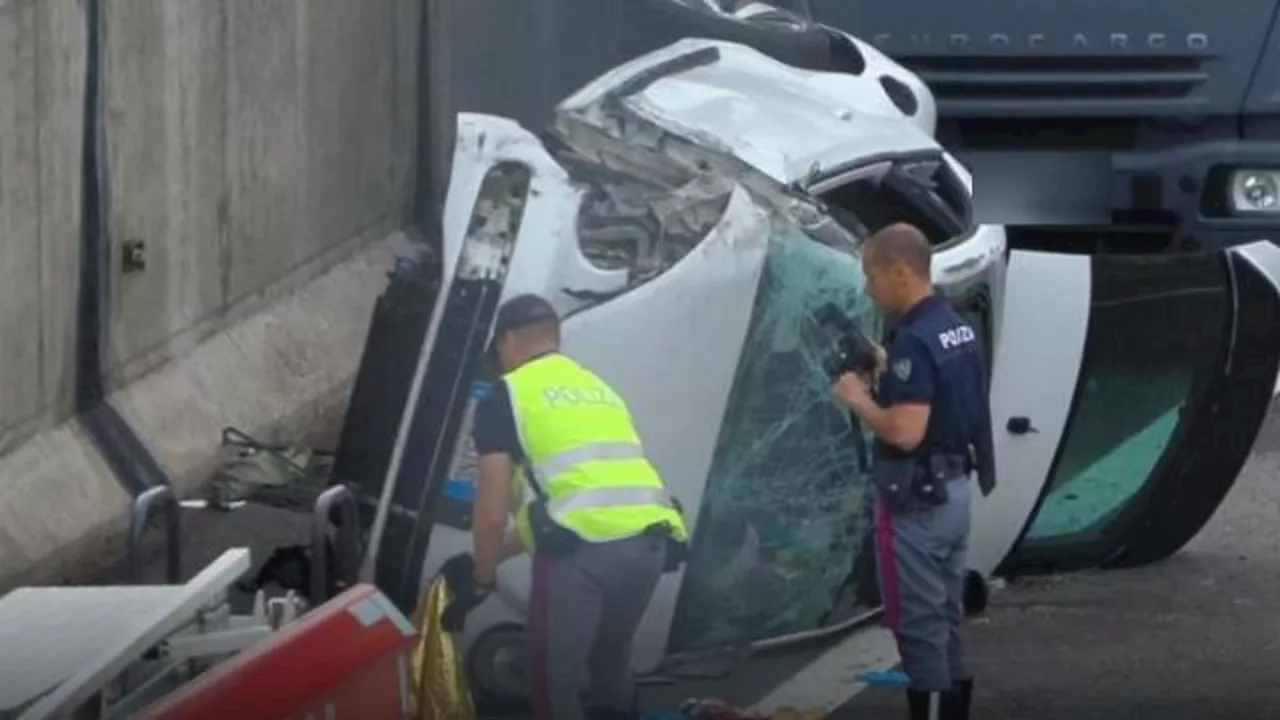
left=963, top=570, right=989, bottom=616
left=468, top=625, right=531, bottom=708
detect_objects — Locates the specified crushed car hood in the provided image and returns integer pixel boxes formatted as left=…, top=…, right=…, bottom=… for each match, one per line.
left=556, top=38, right=942, bottom=183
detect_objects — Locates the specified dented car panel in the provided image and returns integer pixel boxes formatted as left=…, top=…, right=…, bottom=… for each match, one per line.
left=558, top=39, right=939, bottom=183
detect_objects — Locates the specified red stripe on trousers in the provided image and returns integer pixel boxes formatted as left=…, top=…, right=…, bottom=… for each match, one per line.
left=875, top=499, right=903, bottom=633
left=529, top=554, right=553, bottom=719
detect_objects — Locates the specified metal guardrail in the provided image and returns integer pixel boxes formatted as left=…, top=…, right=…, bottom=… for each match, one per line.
left=129, top=485, right=182, bottom=584
left=311, top=485, right=362, bottom=606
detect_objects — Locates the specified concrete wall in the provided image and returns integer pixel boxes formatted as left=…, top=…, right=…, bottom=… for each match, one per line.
left=0, top=0, right=421, bottom=589
left=0, top=0, right=83, bottom=453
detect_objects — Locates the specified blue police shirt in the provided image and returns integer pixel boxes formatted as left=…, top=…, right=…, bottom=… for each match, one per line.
left=875, top=295, right=989, bottom=461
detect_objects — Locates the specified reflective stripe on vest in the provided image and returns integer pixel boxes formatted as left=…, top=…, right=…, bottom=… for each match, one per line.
left=547, top=484, right=672, bottom=518
left=532, top=441, right=645, bottom=483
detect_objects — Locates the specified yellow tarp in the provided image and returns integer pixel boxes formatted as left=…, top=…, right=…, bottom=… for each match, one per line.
left=409, top=577, right=477, bottom=720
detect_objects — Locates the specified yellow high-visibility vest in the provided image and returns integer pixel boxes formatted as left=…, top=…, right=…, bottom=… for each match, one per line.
left=503, top=353, right=688, bottom=551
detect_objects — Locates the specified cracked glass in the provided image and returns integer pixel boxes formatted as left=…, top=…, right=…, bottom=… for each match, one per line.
left=430, top=131, right=884, bottom=651
left=668, top=219, right=880, bottom=652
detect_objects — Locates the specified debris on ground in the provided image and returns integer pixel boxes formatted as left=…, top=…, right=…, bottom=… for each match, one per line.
left=664, top=699, right=825, bottom=719
left=207, top=427, right=334, bottom=511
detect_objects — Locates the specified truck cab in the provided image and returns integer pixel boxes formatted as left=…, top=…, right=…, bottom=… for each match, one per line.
left=806, top=0, right=1280, bottom=254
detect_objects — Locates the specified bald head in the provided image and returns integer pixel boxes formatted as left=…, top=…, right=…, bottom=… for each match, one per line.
left=861, top=223, right=935, bottom=314
left=865, top=223, right=932, bottom=279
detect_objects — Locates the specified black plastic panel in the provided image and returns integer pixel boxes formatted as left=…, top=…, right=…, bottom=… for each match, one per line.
left=332, top=246, right=441, bottom=505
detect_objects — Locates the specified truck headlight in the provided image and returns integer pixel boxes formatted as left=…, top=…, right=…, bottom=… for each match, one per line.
left=1229, top=170, right=1280, bottom=214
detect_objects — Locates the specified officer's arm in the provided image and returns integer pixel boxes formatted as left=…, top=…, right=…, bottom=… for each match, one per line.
left=474, top=453, right=514, bottom=586
left=471, top=385, right=517, bottom=587
left=854, top=400, right=930, bottom=451
left=855, top=334, right=934, bottom=451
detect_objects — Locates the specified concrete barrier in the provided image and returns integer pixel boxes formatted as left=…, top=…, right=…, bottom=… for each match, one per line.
left=0, top=0, right=422, bottom=590
left=0, top=0, right=85, bottom=454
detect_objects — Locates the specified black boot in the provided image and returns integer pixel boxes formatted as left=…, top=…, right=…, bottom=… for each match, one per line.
left=906, top=689, right=943, bottom=720
left=942, top=678, right=973, bottom=720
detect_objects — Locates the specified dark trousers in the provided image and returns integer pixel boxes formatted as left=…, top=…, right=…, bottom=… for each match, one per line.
left=528, top=532, right=666, bottom=720
left=875, top=478, right=971, bottom=692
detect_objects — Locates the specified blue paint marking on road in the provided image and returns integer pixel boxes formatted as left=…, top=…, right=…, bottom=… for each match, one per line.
left=470, top=381, right=492, bottom=401
left=857, top=669, right=910, bottom=687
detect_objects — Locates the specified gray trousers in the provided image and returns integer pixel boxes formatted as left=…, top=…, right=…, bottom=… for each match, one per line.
left=528, top=532, right=666, bottom=720
left=875, top=477, right=971, bottom=692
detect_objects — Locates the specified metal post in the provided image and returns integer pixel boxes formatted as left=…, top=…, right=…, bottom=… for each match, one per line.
left=129, top=485, right=182, bottom=584
left=311, top=485, right=361, bottom=605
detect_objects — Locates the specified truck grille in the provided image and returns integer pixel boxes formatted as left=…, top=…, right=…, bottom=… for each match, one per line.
left=899, top=55, right=1210, bottom=112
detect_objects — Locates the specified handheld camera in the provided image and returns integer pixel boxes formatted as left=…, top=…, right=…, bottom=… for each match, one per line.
left=813, top=302, right=880, bottom=379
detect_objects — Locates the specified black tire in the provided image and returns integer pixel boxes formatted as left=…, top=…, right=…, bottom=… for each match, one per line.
left=963, top=570, right=989, bottom=616
left=467, top=625, right=531, bottom=710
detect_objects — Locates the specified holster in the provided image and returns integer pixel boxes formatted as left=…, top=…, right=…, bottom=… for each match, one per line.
left=661, top=496, right=689, bottom=574
left=915, top=454, right=955, bottom=508
left=528, top=499, right=583, bottom=557
left=872, top=459, right=922, bottom=514
left=643, top=522, right=687, bottom=574
left=874, top=453, right=968, bottom=514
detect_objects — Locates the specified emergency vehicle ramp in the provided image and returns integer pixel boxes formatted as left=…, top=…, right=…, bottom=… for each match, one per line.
left=0, top=549, right=296, bottom=720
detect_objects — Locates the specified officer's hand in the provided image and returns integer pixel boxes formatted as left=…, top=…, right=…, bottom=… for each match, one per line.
left=438, top=553, right=492, bottom=633
left=441, top=577, right=492, bottom=632
left=439, top=552, right=475, bottom=590
left=871, top=342, right=887, bottom=377
left=833, top=372, right=872, bottom=410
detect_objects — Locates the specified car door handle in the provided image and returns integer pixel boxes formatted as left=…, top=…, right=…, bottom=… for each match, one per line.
left=1006, top=416, right=1039, bottom=435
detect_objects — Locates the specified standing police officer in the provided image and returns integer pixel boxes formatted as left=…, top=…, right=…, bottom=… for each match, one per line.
left=441, top=294, right=688, bottom=720
left=833, top=223, right=995, bottom=720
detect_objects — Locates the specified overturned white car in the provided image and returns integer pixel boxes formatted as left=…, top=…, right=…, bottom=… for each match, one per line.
left=342, top=35, right=1280, bottom=704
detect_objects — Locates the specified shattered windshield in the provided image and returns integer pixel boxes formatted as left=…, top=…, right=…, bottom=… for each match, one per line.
left=434, top=125, right=882, bottom=651
left=669, top=217, right=880, bottom=651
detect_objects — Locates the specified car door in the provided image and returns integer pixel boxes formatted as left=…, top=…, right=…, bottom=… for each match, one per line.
left=984, top=242, right=1280, bottom=577
left=361, top=112, right=599, bottom=608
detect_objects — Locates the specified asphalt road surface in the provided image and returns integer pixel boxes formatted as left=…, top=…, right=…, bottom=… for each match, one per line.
left=106, top=400, right=1280, bottom=719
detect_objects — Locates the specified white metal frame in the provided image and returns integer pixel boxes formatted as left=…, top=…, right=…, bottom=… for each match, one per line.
left=11, top=549, right=305, bottom=720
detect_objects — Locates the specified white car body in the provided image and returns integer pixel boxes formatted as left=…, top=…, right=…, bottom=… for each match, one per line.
left=377, top=35, right=1280, bottom=699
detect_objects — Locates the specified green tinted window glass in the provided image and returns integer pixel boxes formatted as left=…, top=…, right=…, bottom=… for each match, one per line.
left=668, top=224, right=880, bottom=652
left=1020, top=255, right=1227, bottom=551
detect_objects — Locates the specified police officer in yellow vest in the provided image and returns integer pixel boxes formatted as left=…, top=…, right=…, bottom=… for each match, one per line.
left=440, top=294, right=688, bottom=720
